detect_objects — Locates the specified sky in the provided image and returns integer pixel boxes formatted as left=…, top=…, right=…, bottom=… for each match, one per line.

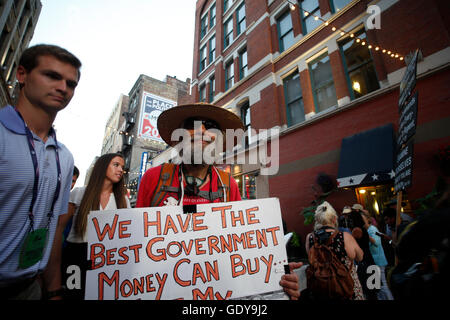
left=29, top=0, right=196, bottom=187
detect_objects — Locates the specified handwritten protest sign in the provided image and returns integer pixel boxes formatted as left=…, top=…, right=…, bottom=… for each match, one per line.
left=85, top=198, right=288, bottom=300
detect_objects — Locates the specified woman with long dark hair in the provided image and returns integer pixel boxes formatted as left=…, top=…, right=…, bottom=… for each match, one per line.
left=59, top=153, right=130, bottom=299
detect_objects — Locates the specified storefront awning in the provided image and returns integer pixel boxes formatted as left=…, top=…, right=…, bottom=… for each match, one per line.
left=337, top=124, right=395, bottom=188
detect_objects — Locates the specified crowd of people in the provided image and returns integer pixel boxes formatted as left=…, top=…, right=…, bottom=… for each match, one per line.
left=0, top=44, right=301, bottom=300
left=301, top=192, right=450, bottom=301
left=1, top=43, right=448, bottom=302
left=301, top=201, right=398, bottom=300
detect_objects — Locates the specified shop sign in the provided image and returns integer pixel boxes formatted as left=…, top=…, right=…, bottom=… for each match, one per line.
left=397, top=92, right=418, bottom=147
left=394, top=140, right=414, bottom=192
left=398, top=49, right=419, bottom=109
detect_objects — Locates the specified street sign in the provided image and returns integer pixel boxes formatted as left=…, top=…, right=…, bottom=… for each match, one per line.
left=398, top=49, right=419, bottom=109
left=394, top=139, right=414, bottom=192
left=397, top=92, right=418, bottom=147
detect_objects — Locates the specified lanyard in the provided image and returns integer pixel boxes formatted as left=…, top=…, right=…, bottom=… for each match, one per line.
left=14, top=108, right=62, bottom=231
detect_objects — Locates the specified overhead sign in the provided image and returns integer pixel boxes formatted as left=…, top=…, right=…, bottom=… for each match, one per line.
left=394, top=140, right=414, bottom=192
left=398, top=49, right=419, bottom=109
left=138, top=92, right=176, bottom=142
left=397, top=92, right=418, bottom=147
left=85, top=198, right=288, bottom=300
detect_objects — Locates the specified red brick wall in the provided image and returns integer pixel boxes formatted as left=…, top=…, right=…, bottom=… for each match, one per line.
left=270, top=67, right=450, bottom=238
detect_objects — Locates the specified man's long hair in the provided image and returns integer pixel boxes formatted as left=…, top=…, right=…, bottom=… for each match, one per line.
left=74, top=153, right=127, bottom=237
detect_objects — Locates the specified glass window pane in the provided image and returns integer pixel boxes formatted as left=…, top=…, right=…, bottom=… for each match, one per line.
left=310, top=54, right=337, bottom=112
left=340, top=30, right=380, bottom=98
left=302, top=0, right=319, bottom=12
left=332, top=0, right=352, bottom=12
left=279, top=12, right=292, bottom=35
left=224, top=17, right=233, bottom=47
left=210, top=5, right=216, bottom=27
left=301, top=0, right=322, bottom=34
left=199, top=85, right=206, bottom=102
left=209, top=37, right=215, bottom=62
left=304, top=15, right=323, bottom=33
left=278, top=11, right=295, bottom=52
left=240, top=49, right=248, bottom=79
left=237, top=4, right=246, bottom=34
left=286, top=72, right=302, bottom=102
left=225, top=61, right=234, bottom=90
left=224, top=0, right=229, bottom=12
left=284, top=72, right=305, bottom=125
left=199, top=45, right=207, bottom=72
left=201, top=15, right=208, bottom=38
left=281, top=31, right=295, bottom=52
left=288, top=100, right=305, bottom=124
left=209, top=77, right=215, bottom=102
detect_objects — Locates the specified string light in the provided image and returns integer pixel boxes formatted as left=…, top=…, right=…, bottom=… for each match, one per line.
left=285, top=0, right=404, bottom=61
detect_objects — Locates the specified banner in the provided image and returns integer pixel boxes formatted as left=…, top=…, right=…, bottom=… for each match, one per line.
left=138, top=92, right=176, bottom=142
left=85, top=198, right=288, bottom=300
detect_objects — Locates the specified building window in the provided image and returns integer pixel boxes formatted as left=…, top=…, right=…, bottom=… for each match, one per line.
left=283, top=70, right=305, bottom=126
left=239, top=48, right=248, bottom=80
left=240, top=102, right=251, bottom=147
left=300, top=0, right=323, bottom=34
left=209, top=4, right=216, bottom=28
left=224, top=0, right=234, bottom=13
left=224, top=16, right=234, bottom=48
left=225, top=60, right=234, bottom=90
left=209, top=76, right=215, bottom=102
left=309, top=53, right=338, bottom=113
left=277, top=10, right=295, bottom=53
left=199, top=45, right=207, bottom=73
left=199, top=84, right=206, bottom=102
left=209, top=36, right=216, bottom=63
left=200, top=14, right=208, bottom=39
left=236, top=173, right=257, bottom=200
left=236, top=2, right=246, bottom=36
left=330, top=0, right=352, bottom=13
left=339, top=29, right=380, bottom=99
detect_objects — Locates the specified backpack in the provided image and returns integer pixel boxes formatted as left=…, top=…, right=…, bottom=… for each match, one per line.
left=149, top=163, right=231, bottom=207
left=306, top=229, right=354, bottom=300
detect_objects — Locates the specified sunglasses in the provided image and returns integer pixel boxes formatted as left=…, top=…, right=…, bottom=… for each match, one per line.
left=182, top=117, right=220, bottom=130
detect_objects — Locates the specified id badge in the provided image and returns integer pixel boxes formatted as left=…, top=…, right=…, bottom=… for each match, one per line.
left=19, top=228, right=48, bottom=269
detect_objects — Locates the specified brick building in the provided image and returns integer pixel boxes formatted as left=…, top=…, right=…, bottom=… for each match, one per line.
left=0, top=0, right=42, bottom=107
left=118, top=74, right=191, bottom=206
left=190, top=0, right=450, bottom=240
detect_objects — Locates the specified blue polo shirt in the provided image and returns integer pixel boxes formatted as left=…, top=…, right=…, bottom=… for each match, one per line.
left=0, top=105, right=74, bottom=285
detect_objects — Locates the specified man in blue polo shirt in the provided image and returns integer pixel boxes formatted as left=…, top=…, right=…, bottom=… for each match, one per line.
left=0, top=44, right=82, bottom=299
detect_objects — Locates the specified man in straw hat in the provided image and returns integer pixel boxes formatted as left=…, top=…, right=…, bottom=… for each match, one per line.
left=136, top=102, right=302, bottom=299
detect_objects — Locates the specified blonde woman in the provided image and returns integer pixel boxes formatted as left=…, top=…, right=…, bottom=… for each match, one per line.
left=305, top=201, right=365, bottom=300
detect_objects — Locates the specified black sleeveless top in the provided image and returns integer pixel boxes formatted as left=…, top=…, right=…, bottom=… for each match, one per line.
left=309, top=228, right=347, bottom=265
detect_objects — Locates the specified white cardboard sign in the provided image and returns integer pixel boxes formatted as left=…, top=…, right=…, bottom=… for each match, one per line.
left=85, top=198, right=288, bottom=300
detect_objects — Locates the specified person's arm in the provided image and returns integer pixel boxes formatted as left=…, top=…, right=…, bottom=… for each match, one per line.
left=343, top=231, right=364, bottom=262
left=42, top=203, right=76, bottom=299
left=366, top=226, right=378, bottom=246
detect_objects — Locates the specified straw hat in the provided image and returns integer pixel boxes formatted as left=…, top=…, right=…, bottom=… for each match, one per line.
left=352, top=203, right=364, bottom=211
left=157, top=103, right=244, bottom=150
